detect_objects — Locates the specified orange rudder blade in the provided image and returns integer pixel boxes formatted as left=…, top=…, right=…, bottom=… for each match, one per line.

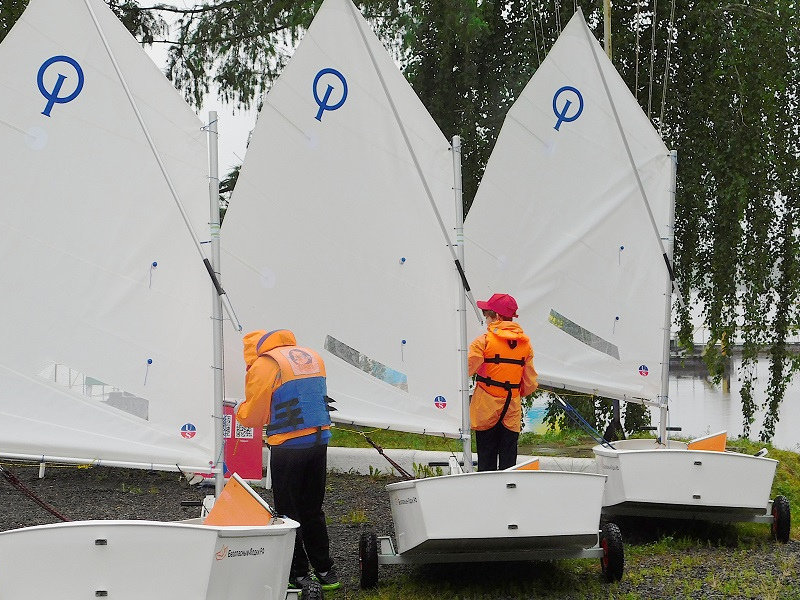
left=203, top=473, right=274, bottom=526
left=687, top=431, right=727, bottom=452
left=508, top=458, right=540, bottom=471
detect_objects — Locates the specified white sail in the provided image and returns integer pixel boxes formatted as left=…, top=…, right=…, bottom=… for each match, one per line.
left=221, top=0, right=463, bottom=437
left=0, top=0, right=215, bottom=471
left=465, top=10, right=673, bottom=405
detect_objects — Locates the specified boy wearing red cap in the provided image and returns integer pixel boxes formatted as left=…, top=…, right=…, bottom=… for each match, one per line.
left=469, top=294, right=538, bottom=471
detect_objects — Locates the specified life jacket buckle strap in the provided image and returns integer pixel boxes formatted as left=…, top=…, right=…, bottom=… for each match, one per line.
left=475, top=374, right=521, bottom=391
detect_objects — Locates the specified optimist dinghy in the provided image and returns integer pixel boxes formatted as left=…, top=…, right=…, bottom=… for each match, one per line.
left=0, top=1, right=298, bottom=597
left=464, top=9, right=789, bottom=540
left=220, top=0, right=622, bottom=587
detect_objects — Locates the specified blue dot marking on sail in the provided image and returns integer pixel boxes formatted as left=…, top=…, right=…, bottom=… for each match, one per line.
left=552, top=86, right=583, bottom=131
left=638, top=365, right=649, bottom=377
left=434, top=396, right=447, bottom=409
left=38, top=56, right=84, bottom=117
left=181, top=423, right=197, bottom=439
left=313, top=68, right=348, bottom=121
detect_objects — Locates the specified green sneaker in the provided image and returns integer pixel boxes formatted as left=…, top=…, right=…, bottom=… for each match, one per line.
left=288, top=574, right=314, bottom=590
left=314, top=566, right=341, bottom=591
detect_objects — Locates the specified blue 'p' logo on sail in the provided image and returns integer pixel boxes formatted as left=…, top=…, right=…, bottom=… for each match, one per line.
left=313, top=68, right=348, bottom=121
left=38, top=55, right=84, bottom=117
left=552, top=86, right=583, bottom=131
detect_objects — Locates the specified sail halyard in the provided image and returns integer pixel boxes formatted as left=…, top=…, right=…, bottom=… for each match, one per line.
left=344, top=0, right=482, bottom=324
left=0, top=0, right=218, bottom=472
left=582, top=13, right=679, bottom=299
left=82, top=0, right=241, bottom=333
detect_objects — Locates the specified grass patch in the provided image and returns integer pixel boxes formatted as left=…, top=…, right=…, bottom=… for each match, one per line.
left=329, top=426, right=465, bottom=452
left=518, top=429, right=594, bottom=448
left=340, top=509, right=368, bottom=525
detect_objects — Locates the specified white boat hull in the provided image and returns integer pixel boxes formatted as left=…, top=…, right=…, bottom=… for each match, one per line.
left=386, top=470, right=606, bottom=555
left=594, top=440, right=778, bottom=519
left=0, top=518, right=298, bottom=599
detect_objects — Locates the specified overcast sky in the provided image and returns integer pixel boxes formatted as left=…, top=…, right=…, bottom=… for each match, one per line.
left=145, top=2, right=256, bottom=174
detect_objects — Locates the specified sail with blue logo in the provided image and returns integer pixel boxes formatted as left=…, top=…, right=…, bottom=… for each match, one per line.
left=0, top=0, right=216, bottom=471
left=464, top=10, right=673, bottom=406
left=221, top=0, right=464, bottom=437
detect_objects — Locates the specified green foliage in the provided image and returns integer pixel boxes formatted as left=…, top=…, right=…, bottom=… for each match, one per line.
left=668, top=1, right=800, bottom=441
left=0, top=0, right=28, bottom=43
left=412, top=462, right=443, bottom=478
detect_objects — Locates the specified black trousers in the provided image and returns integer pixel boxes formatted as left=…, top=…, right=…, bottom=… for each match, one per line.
left=475, top=421, right=519, bottom=471
left=270, top=443, right=333, bottom=577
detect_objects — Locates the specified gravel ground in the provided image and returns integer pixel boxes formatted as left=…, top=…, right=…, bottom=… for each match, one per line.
left=1, top=462, right=797, bottom=599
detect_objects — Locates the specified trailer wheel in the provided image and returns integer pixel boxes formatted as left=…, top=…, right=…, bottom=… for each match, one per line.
left=600, top=522, right=624, bottom=582
left=301, top=579, right=324, bottom=600
left=772, top=495, right=791, bottom=543
left=359, top=530, right=379, bottom=589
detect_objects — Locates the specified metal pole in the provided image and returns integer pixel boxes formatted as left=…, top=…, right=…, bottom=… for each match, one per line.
left=603, top=0, right=612, bottom=59
left=208, top=112, right=225, bottom=496
left=452, top=136, right=473, bottom=472
left=603, top=0, right=623, bottom=437
left=659, top=150, right=678, bottom=445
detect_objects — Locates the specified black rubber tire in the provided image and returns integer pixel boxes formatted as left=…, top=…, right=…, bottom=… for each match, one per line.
left=600, top=522, right=624, bottom=582
left=300, top=579, right=324, bottom=600
left=772, top=495, right=791, bottom=543
left=359, top=530, right=379, bottom=589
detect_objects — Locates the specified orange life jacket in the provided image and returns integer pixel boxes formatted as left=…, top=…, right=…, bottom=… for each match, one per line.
left=475, top=330, right=531, bottom=400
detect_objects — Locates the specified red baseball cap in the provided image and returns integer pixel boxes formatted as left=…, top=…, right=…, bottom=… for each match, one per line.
left=476, top=293, right=518, bottom=318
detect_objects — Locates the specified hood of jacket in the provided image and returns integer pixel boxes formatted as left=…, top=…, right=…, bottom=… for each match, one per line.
left=486, top=320, right=529, bottom=344
left=243, top=329, right=297, bottom=368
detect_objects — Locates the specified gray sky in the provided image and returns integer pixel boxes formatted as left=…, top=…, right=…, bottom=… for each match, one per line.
left=145, top=2, right=256, bottom=173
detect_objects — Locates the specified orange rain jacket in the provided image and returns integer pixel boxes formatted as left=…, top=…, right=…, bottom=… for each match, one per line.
left=468, top=320, right=538, bottom=432
left=237, top=329, right=332, bottom=446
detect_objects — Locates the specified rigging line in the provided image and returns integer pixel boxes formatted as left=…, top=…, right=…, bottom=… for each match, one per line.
left=647, top=0, right=659, bottom=119
left=635, top=0, right=642, bottom=100
left=554, top=0, right=561, bottom=34
left=0, top=464, right=71, bottom=522
left=530, top=0, right=541, bottom=66
left=552, top=393, right=614, bottom=448
left=81, top=0, right=242, bottom=333
left=361, top=433, right=414, bottom=480
left=658, top=0, right=676, bottom=136
left=583, top=19, right=680, bottom=294
left=345, top=0, right=482, bottom=320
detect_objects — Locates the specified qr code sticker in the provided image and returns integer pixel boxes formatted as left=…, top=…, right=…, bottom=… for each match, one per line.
left=223, top=414, right=232, bottom=439
left=235, top=420, right=254, bottom=439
